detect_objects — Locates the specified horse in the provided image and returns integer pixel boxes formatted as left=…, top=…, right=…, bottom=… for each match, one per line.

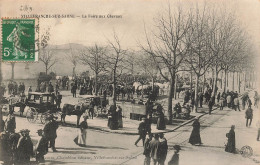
left=61, top=102, right=89, bottom=127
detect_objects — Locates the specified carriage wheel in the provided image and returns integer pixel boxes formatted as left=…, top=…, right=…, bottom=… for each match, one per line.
left=26, top=108, right=37, bottom=123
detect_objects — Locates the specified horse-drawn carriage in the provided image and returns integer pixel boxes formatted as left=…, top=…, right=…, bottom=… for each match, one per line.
left=25, top=92, right=61, bottom=124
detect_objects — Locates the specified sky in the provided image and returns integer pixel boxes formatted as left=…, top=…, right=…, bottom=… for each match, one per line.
left=0, top=0, right=260, bottom=79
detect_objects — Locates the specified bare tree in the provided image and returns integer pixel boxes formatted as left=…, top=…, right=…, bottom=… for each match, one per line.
left=124, top=50, right=136, bottom=75
left=39, top=49, right=58, bottom=74
left=141, top=4, right=192, bottom=123
left=66, top=44, right=80, bottom=77
left=137, top=51, right=158, bottom=91
left=79, top=44, right=107, bottom=95
left=105, top=31, right=126, bottom=106
left=184, top=5, right=214, bottom=112
left=207, top=10, right=236, bottom=96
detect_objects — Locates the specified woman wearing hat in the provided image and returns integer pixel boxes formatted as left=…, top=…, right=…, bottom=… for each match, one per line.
left=225, top=125, right=236, bottom=153
left=17, top=129, right=33, bottom=164
left=4, top=109, right=16, bottom=133
left=77, top=116, right=88, bottom=147
left=35, top=129, right=48, bottom=163
left=188, top=118, right=202, bottom=145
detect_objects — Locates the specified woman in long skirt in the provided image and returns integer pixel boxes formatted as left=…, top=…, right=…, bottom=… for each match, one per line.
left=117, top=106, right=123, bottom=128
left=225, top=125, right=236, bottom=153
left=78, top=116, right=88, bottom=147
left=189, top=119, right=202, bottom=145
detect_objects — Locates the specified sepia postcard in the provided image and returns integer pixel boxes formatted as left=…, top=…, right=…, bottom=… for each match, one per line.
left=0, top=0, right=259, bottom=164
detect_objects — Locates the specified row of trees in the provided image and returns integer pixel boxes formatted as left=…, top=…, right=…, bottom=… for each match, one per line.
left=140, top=4, right=255, bottom=122
left=36, top=3, right=256, bottom=123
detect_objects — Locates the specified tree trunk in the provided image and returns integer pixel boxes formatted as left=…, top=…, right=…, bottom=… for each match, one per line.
left=244, top=71, right=246, bottom=91
left=11, top=63, right=15, bottom=80
left=45, top=65, right=48, bottom=75
left=112, top=69, right=117, bottom=106
left=211, top=69, right=214, bottom=90
left=220, top=71, right=223, bottom=89
left=224, top=69, right=227, bottom=93
left=168, top=76, right=174, bottom=124
left=72, top=66, right=76, bottom=77
left=238, top=72, right=241, bottom=93
left=212, top=66, right=218, bottom=97
left=95, top=72, right=98, bottom=96
left=227, top=71, right=229, bottom=88
left=174, top=75, right=177, bottom=99
left=232, top=72, right=235, bottom=91
left=152, top=77, right=154, bottom=92
left=203, top=74, right=206, bottom=93
left=190, top=70, right=193, bottom=91
left=194, top=74, right=200, bottom=112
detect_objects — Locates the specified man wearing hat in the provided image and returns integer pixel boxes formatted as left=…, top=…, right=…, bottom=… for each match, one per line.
left=43, top=114, right=59, bottom=152
left=16, top=129, right=33, bottom=164
left=150, top=133, right=160, bottom=165
left=143, top=133, right=153, bottom=165
left=158, top=133, right=168, bottom=165
left=9, top=131, right=21, bottom=164
left=35, top=129, right=48, bottom=163
left=135, top=117, right=147, bottom=146
left=168, top=145, right=181, bottom=165
left=4, top=109, right=16, bottom=133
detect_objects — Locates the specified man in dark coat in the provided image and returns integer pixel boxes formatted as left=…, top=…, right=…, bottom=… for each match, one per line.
left=245, top=107, right=253, bottom=127
left=9, top=132, right=21, bottom=164
left=158, top=133, right=168, bottom=165
left=157, top=104, right=166, bottom=130
left=157, top=111, right=166, bottom=130
left=43, top=115, right=59, bottom=152
left=135, top=117, right=147, bottom=146
left=145, top=117, right=152, bottom=135
left=71, top=84, right=77, bottom=98
left=35, top=129, right=48, bottom=163
left=0, top=132, right=12, bottom=164
left=247, top=98, right=252, bottom=109
left=189, top=119, right=202, bottom=145
left=150, top=134, right=160, bottom=165
left=56, top=92, right=62, bottom=109
left=88, top=100, right=95, bottom=119
left=208, top=96, right=215, bottom=115
left=143, top=134, right=153, bottom=165
left=225, top=125, right=236, bottom=153
left=48, top=82, right=54, bottom=94
left=198, top=92, right=203, bottom=108
left=16, top=129, right=34, bottom=164
left=4, top=110, right=16, bottom=133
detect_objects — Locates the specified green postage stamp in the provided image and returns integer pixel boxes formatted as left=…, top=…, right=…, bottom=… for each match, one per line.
left=1, top=18, right=39, bottom=62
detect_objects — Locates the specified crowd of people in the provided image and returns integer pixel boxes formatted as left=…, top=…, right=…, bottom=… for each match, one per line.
left=0, top=109, right=59, bottom=164
left=0, top=81, right=26, bottom=97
